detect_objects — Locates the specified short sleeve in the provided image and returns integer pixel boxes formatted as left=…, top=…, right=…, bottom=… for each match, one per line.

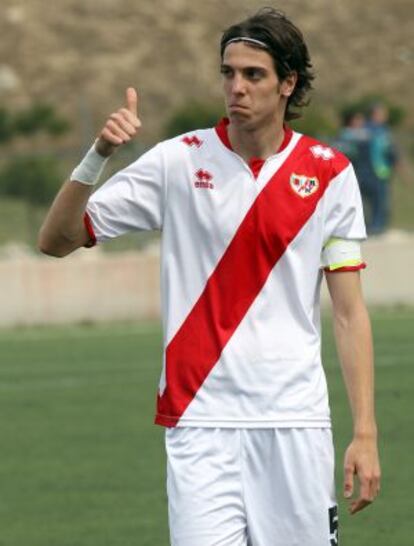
left=86, top=143, right=165, bottom=243
left=322, top=163, right=366, bottom=243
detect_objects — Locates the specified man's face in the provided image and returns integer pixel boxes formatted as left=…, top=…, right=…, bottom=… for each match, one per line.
left=371, top=105, right=388, bottom=125
left=221, top=42, right=295, bottom=129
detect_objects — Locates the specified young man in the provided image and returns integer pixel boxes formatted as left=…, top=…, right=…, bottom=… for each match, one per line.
left=364, top=102, right=399, bottom=234
left=39, top=8, right=380, bottom=546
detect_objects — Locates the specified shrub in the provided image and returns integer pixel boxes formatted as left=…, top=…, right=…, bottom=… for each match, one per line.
left=290, top=102, right=337, bottom=139
left=164, top=101, right=224, bottom=138
left=338, top=94, right=406, bottom=127
left=13, top=103, right=70, bottom=137
left=0, top=155, right=62, bottom=207
left=0, top=108, right=14, bottom=143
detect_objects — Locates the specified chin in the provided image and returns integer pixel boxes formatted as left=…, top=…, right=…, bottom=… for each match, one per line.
left=229, top=111, right=253, bottom=124
left=229, top=115, right=259, bottom=132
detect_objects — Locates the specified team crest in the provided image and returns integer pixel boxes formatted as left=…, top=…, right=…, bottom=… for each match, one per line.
left=290, top=173, right=319, bottom=197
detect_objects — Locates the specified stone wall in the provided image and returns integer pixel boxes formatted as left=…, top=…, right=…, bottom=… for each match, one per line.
left=0, top=249, right=160, bottom=328
left=0, top=232, right=412, bottom=329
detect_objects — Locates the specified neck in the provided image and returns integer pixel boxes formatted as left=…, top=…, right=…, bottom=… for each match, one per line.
left=228, top=117, right=285, bottom=162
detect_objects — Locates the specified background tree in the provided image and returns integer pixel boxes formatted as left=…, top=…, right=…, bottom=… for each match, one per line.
left=0, top=103, right=70, bottom=245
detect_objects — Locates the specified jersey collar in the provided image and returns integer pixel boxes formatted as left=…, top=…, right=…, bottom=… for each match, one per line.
left=214, top=118, right=293, bottom=179
left=215, top=117, right=293, bottom=155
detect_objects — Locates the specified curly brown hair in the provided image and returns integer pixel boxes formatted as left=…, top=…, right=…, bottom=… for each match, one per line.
left=220, top=7, right=315, bottom=121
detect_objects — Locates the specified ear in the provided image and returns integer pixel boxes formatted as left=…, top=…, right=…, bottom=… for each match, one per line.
left=281, top=71, right=298, bottom=97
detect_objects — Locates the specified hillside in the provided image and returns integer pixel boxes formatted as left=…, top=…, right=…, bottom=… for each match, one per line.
left=1, top=0, right=413, bottom=145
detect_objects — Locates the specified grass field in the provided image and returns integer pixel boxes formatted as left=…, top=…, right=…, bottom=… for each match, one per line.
left=0, top=309, right=413, bottom=546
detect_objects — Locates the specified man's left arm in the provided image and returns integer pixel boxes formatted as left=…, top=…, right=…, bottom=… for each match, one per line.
left=325, top=271, right=381, bottom=515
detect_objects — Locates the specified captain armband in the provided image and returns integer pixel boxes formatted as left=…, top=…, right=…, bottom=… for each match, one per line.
left=321, top=238, right=366, bottom=272
left=70, top=141, right=109, bottom=186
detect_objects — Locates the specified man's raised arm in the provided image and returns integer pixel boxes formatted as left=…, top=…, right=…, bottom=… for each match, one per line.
left=38, top=87, right=140, bottom=257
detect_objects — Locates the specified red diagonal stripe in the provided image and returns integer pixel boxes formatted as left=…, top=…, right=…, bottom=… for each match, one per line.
left=156, top=137, right=349, bottom=426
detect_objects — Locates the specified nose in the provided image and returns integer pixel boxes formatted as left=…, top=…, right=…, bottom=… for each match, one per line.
left=230, top=72, right=246, bottom=95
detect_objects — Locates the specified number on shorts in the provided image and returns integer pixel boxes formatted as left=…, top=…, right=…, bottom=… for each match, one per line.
left=329, top=505, right=339, bottom=545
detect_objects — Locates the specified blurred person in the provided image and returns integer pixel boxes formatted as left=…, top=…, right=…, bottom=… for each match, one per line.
left=364, top=102, right=399, bottom=234
left=335, top=104, right=399, bottom=235
left=333, top=109, right=370, bottom=177
left=333, top=109, right=375, bottom=225
left=38, top=7, right=380, bottom=546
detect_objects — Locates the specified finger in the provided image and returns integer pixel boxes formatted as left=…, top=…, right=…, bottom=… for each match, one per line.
left=372, top=467, right=381, bottom=497
left=349, top=497, right=372, bottom=515
left=359, top=475, right=372, bottom=503
left=343, top=464, right=354, bottom=499
left=106, top=120, right=132, bottom=142
left=370, top=473, right=381, bottom=500
left=126, top=87, right=138, bottom=116
left=349, top=475, right=374, bottom=515
left=374, top=478, right=381, bottom=497
left=118, top=108, right=141, bottom=129
left=109, top=113, right=138, bottom=136
left=100, top=127, right=123, bottom=146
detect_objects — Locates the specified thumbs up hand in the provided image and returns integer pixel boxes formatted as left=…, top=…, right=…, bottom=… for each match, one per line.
left=95, top=87, right=141, bottom=157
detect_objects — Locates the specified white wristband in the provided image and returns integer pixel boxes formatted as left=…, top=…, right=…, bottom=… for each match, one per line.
left=70, top=141, right=109, bottom=186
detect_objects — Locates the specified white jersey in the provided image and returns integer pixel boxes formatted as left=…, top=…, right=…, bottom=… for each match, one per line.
left=86, top=119, right=366, bottom=428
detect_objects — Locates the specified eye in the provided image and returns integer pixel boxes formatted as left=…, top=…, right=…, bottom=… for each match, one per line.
left=244, top=67, right=265, bottom=81
left=220, top=66, right=233, bottom=78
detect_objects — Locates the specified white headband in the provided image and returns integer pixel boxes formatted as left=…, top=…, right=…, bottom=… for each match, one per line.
left=224, top=37, right=269, bottom=50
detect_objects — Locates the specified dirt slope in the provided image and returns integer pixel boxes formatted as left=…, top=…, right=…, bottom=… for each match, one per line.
left=1, top=0, right=413, bottom=143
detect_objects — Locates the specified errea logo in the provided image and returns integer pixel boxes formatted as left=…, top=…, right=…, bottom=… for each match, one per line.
left=310, top=144, right=335, bottom=160
left=194, top=169, right=214, bottom=189
left=182, top=135, right=203, bottom=148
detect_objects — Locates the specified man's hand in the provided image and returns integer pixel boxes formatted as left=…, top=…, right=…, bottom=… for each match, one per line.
left=95, top=87, right=141, bottom=157
left=343, top=435, right=381, bottom=515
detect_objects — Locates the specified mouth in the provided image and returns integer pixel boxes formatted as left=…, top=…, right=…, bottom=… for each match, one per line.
left=229, top=104, right=250, bottom=114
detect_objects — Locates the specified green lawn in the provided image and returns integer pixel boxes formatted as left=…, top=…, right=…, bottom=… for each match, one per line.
left=0, top=310, right=413, bottom=545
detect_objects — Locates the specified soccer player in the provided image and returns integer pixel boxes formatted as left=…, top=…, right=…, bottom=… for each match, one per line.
left=39, top=7, right=380, bottom=545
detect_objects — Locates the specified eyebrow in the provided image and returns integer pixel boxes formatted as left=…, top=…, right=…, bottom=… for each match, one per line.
left=220, top=63, right=268, bottom=71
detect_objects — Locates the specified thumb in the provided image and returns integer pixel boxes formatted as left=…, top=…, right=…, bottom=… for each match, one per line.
left=126, top=87, right=138, bottom=116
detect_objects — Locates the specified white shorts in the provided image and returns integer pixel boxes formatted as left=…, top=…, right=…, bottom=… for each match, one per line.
left=165, top=428, right=338, bottom=546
